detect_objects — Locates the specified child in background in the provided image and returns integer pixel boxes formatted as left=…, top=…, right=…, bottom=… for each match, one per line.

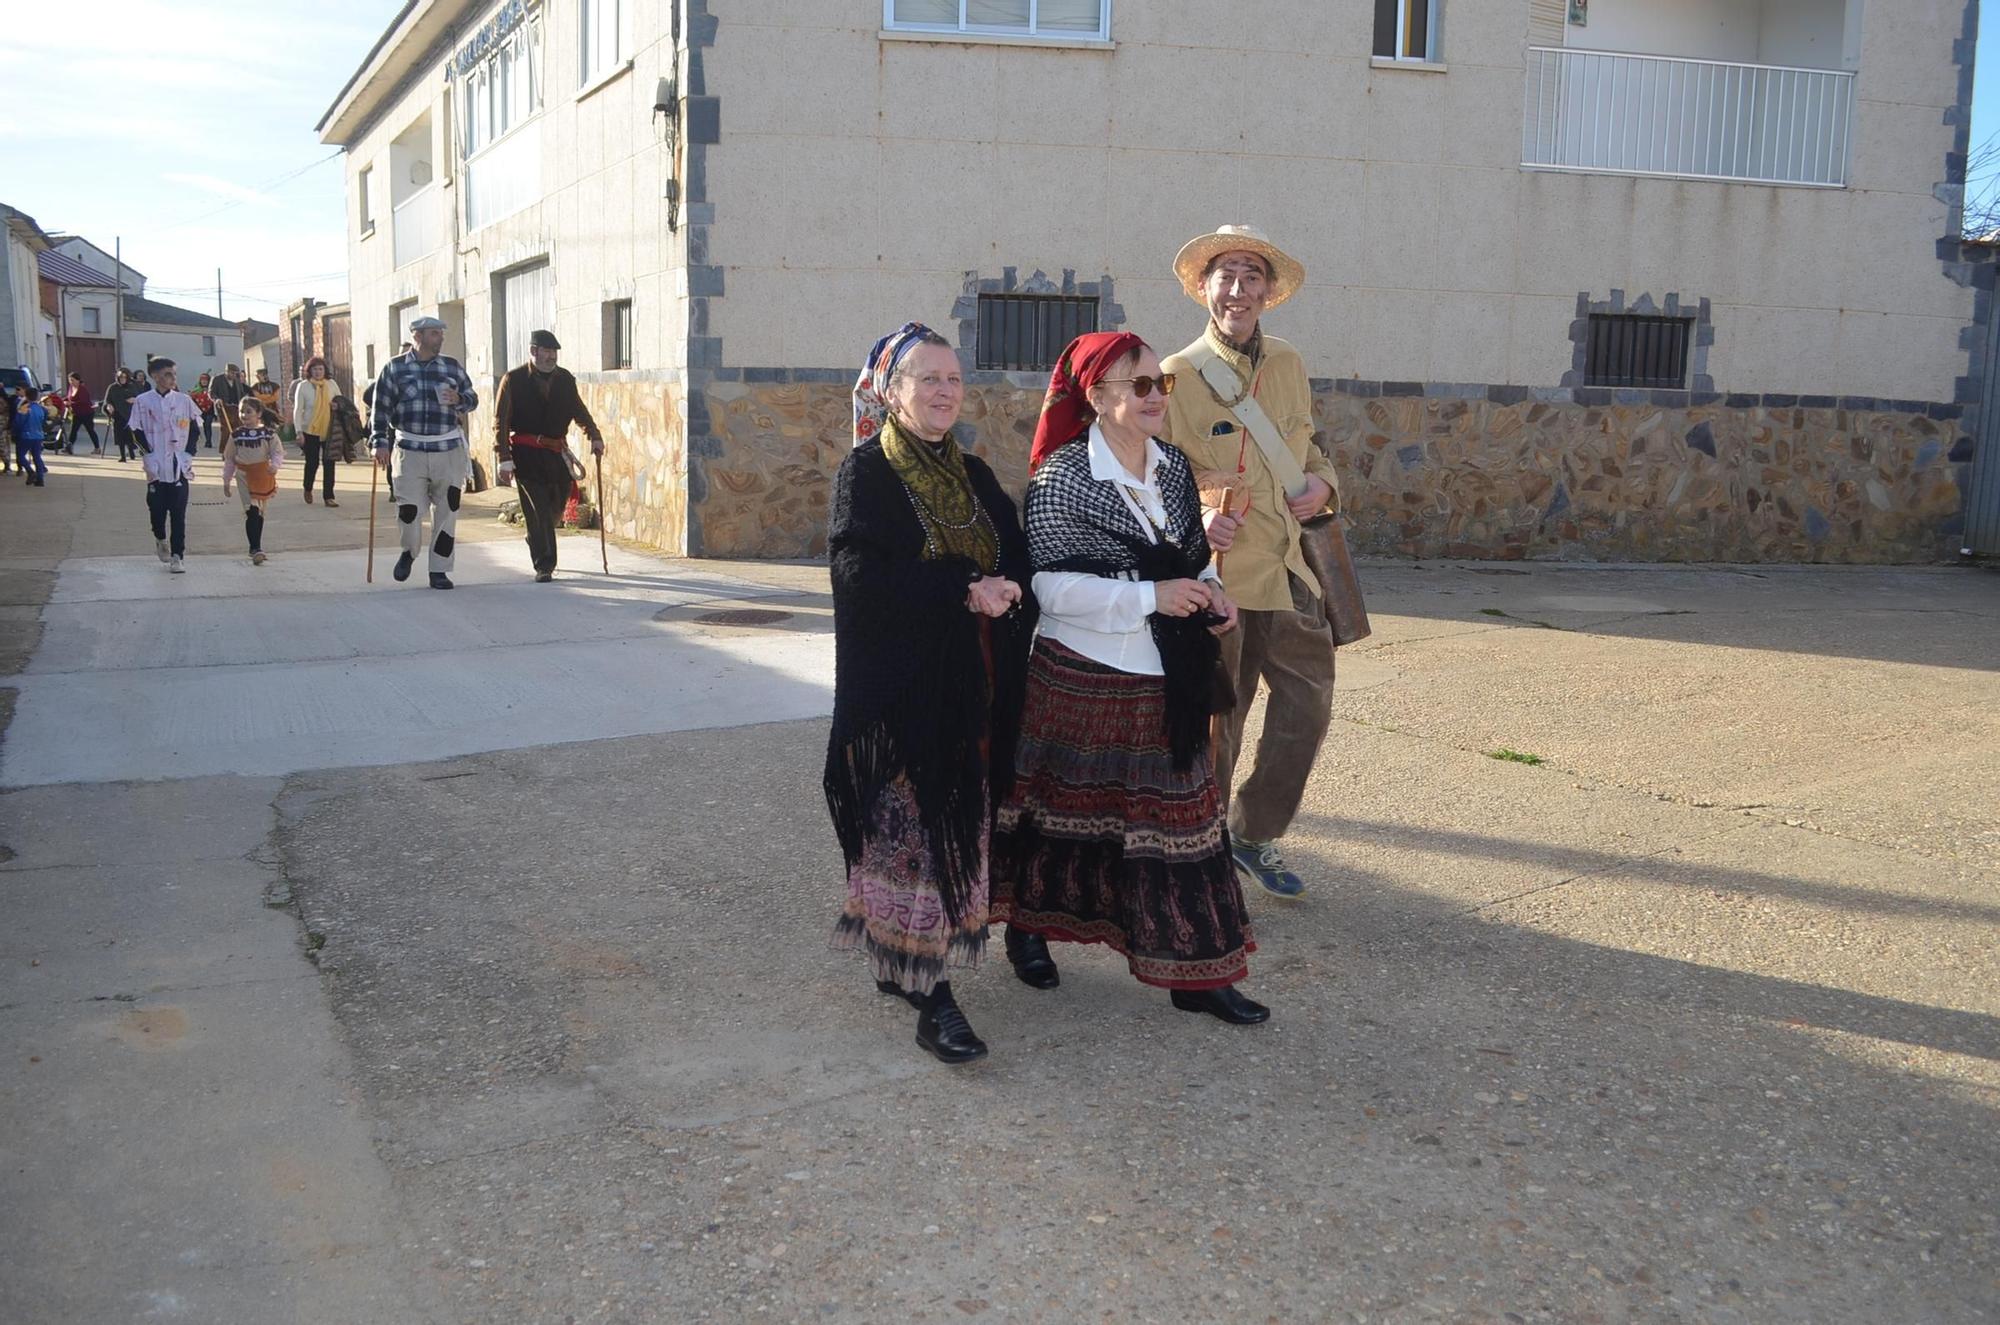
left=192, top=373, right=216, bottom=449
left=222, top=396, right=283, bottom=565
left=14, top=389, right=49, bottom=487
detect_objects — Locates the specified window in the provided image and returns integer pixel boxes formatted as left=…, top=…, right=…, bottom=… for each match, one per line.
left=202, top=336, right=216, bottom=356
left=885, top=0, right=1109, bottom=41
left=603, top=299, right=633, bottom=370
left=1584, top=314, right=1692, bottom=389
left=460, top=12, right=543, bottom=159
left=1372, top=0, right=1441, bottom=62
left=358, top=166, right=376, bottom=232
left=975, top=293, right=1098, bottom=371
left=80, top=307, right=101, bottom=334
left=580, top=0, right=631, bottom=85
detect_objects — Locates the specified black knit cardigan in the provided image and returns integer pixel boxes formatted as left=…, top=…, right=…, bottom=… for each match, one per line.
left=822, top=440, right=1038, bottom=925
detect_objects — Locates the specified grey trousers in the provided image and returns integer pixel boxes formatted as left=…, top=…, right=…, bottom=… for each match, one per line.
left=1214, top=573, right=1336, bottom=845
left=392, top=444, right=468, bottom=574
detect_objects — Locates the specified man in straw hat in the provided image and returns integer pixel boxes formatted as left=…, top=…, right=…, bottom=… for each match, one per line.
left=1160, top=225, right=1337, bottom=901
left=369, top=314, right=481, bottom=589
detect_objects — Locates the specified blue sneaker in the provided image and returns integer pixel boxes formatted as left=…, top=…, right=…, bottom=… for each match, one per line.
left=1231, top=839, right=1306, bottom=900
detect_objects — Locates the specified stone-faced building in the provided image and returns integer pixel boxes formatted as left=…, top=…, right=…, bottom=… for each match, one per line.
left=320, top=0, right=1991, bottom=562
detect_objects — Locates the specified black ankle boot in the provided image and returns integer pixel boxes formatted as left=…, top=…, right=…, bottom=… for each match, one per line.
left=875, top=978, right=922, bottom=1009
left=1004, top=926, right=1060, bottom=989
left=1170, top=984, right=1270, bottom=1025
left=915, top=981, right=988, bottom=1064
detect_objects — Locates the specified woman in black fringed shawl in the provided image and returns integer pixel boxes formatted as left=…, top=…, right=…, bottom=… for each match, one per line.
left=825, top=322, right=1037, bottom=1065
left=990, top=332, right=1271, bottom=1026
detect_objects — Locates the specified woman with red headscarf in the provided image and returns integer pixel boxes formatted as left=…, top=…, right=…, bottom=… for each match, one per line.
left=991, top=332, right=1267, bottom=1024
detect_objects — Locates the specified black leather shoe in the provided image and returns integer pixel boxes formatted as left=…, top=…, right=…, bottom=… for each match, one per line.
left=429, top=572, right=454, bottom=590
left=1004, top=926, right=1060, bottom=990
left=875, top=979, right=922, bottom=1009
left=1170, top=985, right=1270, bottom=1025
left=392, top=551, right=414, bottom=582
left=915, top=982, right=988, bottom=1064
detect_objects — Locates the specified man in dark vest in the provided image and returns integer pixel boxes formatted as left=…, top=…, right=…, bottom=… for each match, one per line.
left=492, top=329, right=605, bottom=582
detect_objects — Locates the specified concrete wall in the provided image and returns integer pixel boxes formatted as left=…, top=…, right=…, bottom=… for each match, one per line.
left=62, top=289, right=115, bottom=344
left=3, top=234, right=42, bottom=376
left=698, top=0, right=1960, bottom=403
left=122, top=325, right=246, bottom=386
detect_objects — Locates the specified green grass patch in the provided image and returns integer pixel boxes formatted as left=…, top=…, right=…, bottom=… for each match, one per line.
left=1487, top=748, right=1546, bottom=766
left=1478, top=607, right=1507, bottom=616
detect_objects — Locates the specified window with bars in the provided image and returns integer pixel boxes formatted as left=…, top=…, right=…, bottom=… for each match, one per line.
left=975, top=294, right=1099, bottom=371
left=1373, top=0, right=1442, bottom=61
left=1584, top=314, right=1693, bottom=389
left=602, top=299, right=633, bottom=370
left=885, top=0, right=1108, bottom=41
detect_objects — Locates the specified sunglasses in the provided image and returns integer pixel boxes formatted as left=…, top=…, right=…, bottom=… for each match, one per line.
left=1099, top=373, right=1176, bottom=398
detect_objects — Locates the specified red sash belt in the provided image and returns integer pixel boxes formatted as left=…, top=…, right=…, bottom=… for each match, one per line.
left=510, top=432, right=566, bottom=452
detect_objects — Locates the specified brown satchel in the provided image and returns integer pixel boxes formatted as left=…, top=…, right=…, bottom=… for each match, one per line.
left=1186, top=349, right=1371, bottom=646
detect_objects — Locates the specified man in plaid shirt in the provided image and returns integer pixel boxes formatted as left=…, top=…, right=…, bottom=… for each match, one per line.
left=371, top=316, right=481, bottom=589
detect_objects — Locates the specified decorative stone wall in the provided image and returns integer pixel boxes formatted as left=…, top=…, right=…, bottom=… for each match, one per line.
left=575, top=373, right=688, bottom=556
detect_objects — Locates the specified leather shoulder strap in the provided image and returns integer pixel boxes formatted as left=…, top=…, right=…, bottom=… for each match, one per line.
left=1184, top=346, right=1310, bottom=499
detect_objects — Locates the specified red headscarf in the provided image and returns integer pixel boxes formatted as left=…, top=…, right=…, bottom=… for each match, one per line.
left=1028, top=331, right=1147, bottom=472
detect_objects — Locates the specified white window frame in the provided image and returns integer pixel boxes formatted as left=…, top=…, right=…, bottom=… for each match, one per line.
left=80, top=307, right=101, bottom=334
left=358, top=165, right=376, bottom=234
left=1381, top=0, right=1442, bottom=64
left=459, top=12, right=544, bottom=162
left=882, top=0, right=1110, bottom=43
left=202, top=335, right=216, bottom=356
left=579, top=0, right=632, bottom=88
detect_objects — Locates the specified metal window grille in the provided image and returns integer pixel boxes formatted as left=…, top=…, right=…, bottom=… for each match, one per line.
left=603, top=299, right=633, bottom=370
left=976, top=294, right=1098, bottom=371
left=1585, top=314, right=1692, bottom=389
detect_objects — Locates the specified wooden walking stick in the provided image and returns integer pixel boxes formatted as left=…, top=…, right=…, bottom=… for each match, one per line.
left=366, top=452, right=379, bottom=582
left=596, top=459, right=610, bottom=574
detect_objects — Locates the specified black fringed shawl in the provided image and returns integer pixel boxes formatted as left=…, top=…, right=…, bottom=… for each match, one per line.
left=823, top=440, right=1037, bottom=925
left=1024, top=436, right=1220, bottom=771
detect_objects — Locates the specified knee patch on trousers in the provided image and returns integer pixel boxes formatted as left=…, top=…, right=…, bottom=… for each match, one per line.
left=446, top=486, right=462, bottom=512
left=433, top=531, right=455, bottom=558
left=398, top=504, right=419, bottom=524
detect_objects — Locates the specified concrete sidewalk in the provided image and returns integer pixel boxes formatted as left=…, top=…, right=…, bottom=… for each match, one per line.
left=2, top=445, right=1996, bottom=1322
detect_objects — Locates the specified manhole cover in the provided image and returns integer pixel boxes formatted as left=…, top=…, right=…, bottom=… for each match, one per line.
left=691, top=608, right=794, bottom=627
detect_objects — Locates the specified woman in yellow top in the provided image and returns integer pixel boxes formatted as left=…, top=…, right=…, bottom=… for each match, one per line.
left=291, top=356, right=339, bottom=507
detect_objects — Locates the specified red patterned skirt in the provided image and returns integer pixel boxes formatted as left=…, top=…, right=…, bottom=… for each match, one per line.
left=992, top=639, right=1253, bottom=991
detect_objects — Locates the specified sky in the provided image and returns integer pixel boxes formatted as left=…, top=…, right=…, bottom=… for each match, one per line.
left=0, top=0, right=406, bottom=326
left=3, top=0, right=1998, bottom=329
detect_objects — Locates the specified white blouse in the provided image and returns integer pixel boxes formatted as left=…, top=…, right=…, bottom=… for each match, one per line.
left=1032, top=425, right=1220, bottom=677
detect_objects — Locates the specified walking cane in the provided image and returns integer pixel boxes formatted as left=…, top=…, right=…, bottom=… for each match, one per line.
left=596, top=460, right=610, bottom=574
left=366, top=453, right=379, bottom=582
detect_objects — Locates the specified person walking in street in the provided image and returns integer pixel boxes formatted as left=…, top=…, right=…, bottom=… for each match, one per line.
left=250, top=367, right=282, bottom=429
left=192, top=373, right=216, bottom=449
left=1160, top=225, right=1336, bottom=902
left=824, top=321, right=1036, bottom=1065
left=221, top=395, right=282, bottom=565
left=492, top=330, right=603, bottom=582
left=293, top=355, right=339, bottom=507
left=129, top=358, right=202, bottom=574
left=64, top=373, right=101, bottom=454
left=105, top=369, right=141, bottom=462
left=990, top=331, right=1265, bottom=1025
left=14, top=388, right=49, bottom=486
left=212, top=363, right=249, bottom=450
left=369, top=315, right=480, bottom=590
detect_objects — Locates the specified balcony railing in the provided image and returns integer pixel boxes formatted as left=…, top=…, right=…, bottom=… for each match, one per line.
left=1522, top=47, right=1855, bottom=188
left=392, top=186, right=441, bottom=268
left=465, top=121, right=541, bottom=232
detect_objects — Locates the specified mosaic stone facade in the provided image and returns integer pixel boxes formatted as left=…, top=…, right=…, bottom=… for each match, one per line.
left=575, top=374, right=689, bottom=556
left=680, top=376, right=1971, bottom=564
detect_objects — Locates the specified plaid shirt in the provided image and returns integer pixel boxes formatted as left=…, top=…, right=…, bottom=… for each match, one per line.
left=369, top=352, right=480, bottom=451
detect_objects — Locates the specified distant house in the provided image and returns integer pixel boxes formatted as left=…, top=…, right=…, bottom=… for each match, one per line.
left=122, top=295, right=244, bottom=384
left=36, top=249, right=118, bottom=396
left=1, top=201, right=54, bottom=385
left=239, top=318, right=280, bottom=381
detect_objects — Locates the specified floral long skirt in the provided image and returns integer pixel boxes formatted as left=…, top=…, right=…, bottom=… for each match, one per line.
left=992, top=639, right=1254, bottom=991
left=831, top=776, right=989, bottom=996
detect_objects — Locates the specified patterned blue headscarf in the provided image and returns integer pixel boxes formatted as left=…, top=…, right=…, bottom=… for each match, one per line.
left=852, top=321, right=942, bottom=447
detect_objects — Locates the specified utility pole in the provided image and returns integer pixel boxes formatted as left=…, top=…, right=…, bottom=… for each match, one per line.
left=216, top=268, right=223, bottom=320
left=113, top=236, right=124, bottom=373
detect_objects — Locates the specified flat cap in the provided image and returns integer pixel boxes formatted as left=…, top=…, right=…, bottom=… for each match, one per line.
left=529, top=329, right=561, bottom=350
left=408, top=315, right=447, bottom=332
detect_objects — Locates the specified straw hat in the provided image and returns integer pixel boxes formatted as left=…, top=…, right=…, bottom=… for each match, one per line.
left=1172, top=224, right=1306, bottom=310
